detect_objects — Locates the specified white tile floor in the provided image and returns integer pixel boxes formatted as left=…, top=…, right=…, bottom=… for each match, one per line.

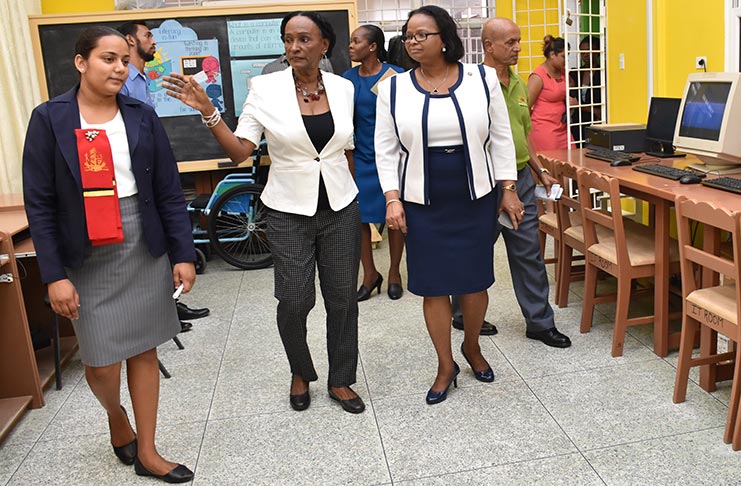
left=2, top=239, right=740, bottom=485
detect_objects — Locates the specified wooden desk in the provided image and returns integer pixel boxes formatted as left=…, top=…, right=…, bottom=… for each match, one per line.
left=0, top=198, right=78, bottom=444
left=539, top=149, right=741, bottom=360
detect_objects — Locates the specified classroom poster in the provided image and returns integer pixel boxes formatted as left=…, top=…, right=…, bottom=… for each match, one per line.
left=227, top=19, right=283, bottom=57
left=230, top=58, right=277, bottom=116
left=145, top=19, right=224, bottom=117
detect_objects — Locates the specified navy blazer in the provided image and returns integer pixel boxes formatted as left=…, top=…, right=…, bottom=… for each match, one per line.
left=22, top=86, right=195, bottom=284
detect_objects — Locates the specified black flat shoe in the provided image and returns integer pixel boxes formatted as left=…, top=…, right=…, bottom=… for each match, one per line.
left=176, top=301, right=210, bottom=320
left=110, top=406, right=137, bottom=466
left=357, top=273, right=383, bottom=302
left=179, top=321, right=193, bottom=333
left=526, top=327, right=572, bottom=348
left=387, top=283, right=403, bottom=300
left=134, top=458, right=194, bottom=484
left=289, top=391, right=310, bottom=411
left=452, top=319, right=498, bottom=336
left=328, top=387, right=365, bottom=414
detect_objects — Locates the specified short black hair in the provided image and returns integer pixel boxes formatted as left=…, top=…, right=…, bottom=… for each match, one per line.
left=359, top=24, right=388, bottom=63
left=402, top=5, right=464, bottom=63
left=117, top=20, right=147, bottom=38
left=280, top=11, right=336, bottom=57
left=75, top=26, right=126, bottom=60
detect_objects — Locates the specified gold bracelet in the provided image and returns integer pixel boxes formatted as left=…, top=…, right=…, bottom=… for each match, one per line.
left=385, top=199, right=401, bottom=207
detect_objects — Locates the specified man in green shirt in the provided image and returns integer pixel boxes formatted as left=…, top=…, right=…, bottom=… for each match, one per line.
left=480, top=17, right=571, bottom=347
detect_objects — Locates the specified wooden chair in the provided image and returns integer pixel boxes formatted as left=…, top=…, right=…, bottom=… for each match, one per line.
left=672, top=196, right=741, bottom=449
left=535, top=156, right=560, bottom=294
left=577, top=168, right=679, bottom=357
left=551, top=158, right=587, bottom=308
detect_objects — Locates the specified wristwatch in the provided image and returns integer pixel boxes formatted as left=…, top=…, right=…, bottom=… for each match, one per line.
left=502, top=183, right=517, bottom=192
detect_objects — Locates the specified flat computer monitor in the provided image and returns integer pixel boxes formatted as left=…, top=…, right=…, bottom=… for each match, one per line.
left=645, top=97, right=683, bottom=158
left=673, top=72, right=741, bottom=173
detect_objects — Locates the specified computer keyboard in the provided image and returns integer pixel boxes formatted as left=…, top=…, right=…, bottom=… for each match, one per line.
left=585, top=147, right=641, bottom=163
left=701, top=176, right=741, bottom=194
left=631, top=164, right=706, bottom=181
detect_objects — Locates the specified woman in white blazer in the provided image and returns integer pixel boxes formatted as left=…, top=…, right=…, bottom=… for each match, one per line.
left=165, top=12, right=365, bottom=414
left=375, top=6, right=522, bottom=405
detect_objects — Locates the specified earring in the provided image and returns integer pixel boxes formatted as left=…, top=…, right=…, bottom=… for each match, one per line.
left=442, top=46, right=447, bottom=53
left=370, top=48, right=375, bottom=52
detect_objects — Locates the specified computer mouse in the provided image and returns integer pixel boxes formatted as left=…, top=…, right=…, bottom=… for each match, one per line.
left=679, top=174, right=703, bottom=184
left=610, top=159, right=632, bottom=167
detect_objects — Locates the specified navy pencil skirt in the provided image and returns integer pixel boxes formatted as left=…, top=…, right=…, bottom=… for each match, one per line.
left=403, top=146, right=497, bottom=297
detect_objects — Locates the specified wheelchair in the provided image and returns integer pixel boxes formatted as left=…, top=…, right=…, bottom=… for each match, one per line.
left=187, top=147, right=271, bottom=273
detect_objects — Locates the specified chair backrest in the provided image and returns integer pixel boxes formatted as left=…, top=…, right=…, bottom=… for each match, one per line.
left=535, top=156, right=557, bottom=219
left=550, top=157, right=581, bottom=233
left=576, top=168, right=631, bottom=268
left=674, top=196, right=741, bottom=317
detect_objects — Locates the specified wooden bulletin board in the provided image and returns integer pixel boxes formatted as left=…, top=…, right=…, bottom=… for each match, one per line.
left=28, top=2, right=357, bottom=172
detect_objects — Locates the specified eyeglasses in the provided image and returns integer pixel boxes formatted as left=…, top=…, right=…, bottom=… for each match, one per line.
left=401, top=32, right=441, bottom=43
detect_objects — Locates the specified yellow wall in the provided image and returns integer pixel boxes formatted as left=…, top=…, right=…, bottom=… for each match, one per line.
left=605, top=0, right=648, bottom=123
left=41, top=0, right=113, bottom=14
left=653, top=0, right=725, bottom=97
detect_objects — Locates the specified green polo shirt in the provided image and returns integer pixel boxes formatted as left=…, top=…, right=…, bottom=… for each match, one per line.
left=499, top=67, right=532, bottom=171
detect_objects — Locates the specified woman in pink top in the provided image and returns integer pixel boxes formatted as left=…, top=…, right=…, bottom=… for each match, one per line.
left=528, top=35, right=574, bottom=150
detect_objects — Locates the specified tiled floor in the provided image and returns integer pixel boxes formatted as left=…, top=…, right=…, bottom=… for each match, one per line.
left=2, top=240, right=740, bottom=485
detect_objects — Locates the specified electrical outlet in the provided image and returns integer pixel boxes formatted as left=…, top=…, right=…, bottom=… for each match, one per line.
left=696, top=56, right=707, bottom=69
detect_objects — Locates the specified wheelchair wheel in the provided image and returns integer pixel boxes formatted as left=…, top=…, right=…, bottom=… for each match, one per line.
left=194, top=247, right=207, bottom=275
left=207, top=183, right=272, bottom=270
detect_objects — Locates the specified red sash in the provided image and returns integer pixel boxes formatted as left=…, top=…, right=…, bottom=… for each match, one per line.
left=74, top=128, right=124, bottom=246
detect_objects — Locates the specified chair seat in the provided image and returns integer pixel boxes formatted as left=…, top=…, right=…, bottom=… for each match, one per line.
left=687, top=285, right=738, bottom=325
left=539, top=212, right=558, bottom=229
left=588, top=220, right=680, bottom=267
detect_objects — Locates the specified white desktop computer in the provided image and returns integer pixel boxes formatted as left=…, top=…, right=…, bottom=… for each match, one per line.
left=673, top=72, right=741, bottom=175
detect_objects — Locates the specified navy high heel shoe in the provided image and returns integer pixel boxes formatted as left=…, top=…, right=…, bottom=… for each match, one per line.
left=425, top=362, right=460, bottom=405
left=357, top=273, right=383, bottom=302
left=460, top=343, right=495, bottom=383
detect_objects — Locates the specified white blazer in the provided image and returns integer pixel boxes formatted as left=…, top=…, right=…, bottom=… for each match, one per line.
left=375, top=63, right=517, bottom=205
left=234, top=68, right=358, bottom=216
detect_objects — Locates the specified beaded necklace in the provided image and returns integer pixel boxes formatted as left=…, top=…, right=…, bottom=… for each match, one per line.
left=293, top=70, right=326, bottom=103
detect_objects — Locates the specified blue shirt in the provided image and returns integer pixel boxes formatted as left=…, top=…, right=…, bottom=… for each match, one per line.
left=121, top=64, right=154, bottom=107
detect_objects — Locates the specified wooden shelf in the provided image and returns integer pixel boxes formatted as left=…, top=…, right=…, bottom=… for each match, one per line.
left=0, top=255, right=8, bottom=267
left=0, top=396, right=33, bottom=443
left=35, top=336, right=78, bottom=391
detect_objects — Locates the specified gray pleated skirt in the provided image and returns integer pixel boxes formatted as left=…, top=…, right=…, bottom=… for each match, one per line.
left=66, top=196, right=180, bottom=367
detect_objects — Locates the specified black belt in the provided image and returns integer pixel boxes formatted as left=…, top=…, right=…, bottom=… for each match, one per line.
left=428, top=145, right=464, bottom=154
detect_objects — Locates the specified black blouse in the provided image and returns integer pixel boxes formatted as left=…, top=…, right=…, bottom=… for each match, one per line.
left=302, top=111, right=335, bottom=211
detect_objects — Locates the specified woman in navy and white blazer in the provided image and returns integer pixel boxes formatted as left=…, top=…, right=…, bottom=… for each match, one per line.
left=23, top=27, right=195, bottom=482
left=165, top=11, right=365, bottom=414
left=375, top=6, right=522, bottom=405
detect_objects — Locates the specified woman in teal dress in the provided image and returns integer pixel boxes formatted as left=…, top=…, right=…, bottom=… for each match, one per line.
left=343, top=25, right=405, bottom=301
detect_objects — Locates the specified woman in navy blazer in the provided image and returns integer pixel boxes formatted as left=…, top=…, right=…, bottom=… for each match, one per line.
left=23, top=27, right=195, bottom=483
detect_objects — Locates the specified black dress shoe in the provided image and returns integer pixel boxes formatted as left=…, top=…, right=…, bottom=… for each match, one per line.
left=289, top=391, right=310, bottom=411
left=526, top=327, right=572, bottom=348
left=110, top=406, right=137, bottom=465
left=387, top=283, right=403, bottom=300
left=328, top=387, right=365, bottom=414
left=176, top=301, right=210, bottom=320
left=452, top=319, right=498, bottom=336
left=134, top=458, right=194, bottom=483
left=357, top=273, right=383, bottom=302
left=179, top=321, right=193, bottom=333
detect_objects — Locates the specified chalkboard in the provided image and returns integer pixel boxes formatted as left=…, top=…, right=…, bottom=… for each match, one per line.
left=29, top=2, right=356, bottom=168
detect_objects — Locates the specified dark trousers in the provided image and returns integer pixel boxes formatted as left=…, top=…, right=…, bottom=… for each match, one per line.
left=266, top=201, right=361, bottom=387
left=453, top=168, right=555, bottom=332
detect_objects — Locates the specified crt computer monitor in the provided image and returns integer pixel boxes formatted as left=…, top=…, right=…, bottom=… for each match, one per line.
left=673, top=72, right=741, bottom=171
left=645, top=97, right=682, bottom=158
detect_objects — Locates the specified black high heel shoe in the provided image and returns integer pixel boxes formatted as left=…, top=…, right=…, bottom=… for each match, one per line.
left=460, top=343, right=495, bottom=383
left=134, top=458, right=194, bottom=483
left=387, top=282, right=403, bottom=300
left=357, top=273, right=383, bottom=302
left=426, top=362, right=460, bottom=405
left=110, top=405, right=137, bottom=465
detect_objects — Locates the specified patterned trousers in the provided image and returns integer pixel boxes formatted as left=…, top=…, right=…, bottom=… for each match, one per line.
left=266, top=201, right=361, bottom=387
